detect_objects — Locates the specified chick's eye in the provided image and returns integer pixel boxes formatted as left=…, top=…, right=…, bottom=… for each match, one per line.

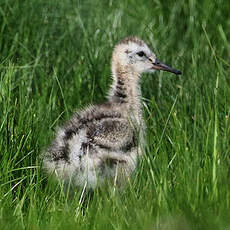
left=137, top=51, right=145, bottom=57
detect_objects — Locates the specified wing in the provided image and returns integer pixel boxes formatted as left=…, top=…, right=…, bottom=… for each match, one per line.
left=87, top=118, right=136, bottom=150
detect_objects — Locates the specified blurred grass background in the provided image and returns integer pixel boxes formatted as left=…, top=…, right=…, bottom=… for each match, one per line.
left=0, top=0, right=230, bottom=229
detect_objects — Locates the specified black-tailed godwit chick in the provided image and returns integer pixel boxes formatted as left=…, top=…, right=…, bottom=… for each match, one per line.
left=42, top=37, right=181, bottom=189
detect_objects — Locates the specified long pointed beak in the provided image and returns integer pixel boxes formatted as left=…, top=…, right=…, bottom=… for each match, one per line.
left=152, top=59, right=182, bottom=75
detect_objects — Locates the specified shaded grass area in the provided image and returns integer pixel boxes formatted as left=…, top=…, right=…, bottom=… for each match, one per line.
left=0, top=0, right=230, bottom=229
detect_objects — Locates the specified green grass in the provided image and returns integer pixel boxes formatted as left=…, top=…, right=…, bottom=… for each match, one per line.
left=0, top=0, right=230, bottom=229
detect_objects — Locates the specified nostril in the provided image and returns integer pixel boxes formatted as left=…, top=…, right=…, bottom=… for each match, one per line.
left=148, top=57, right=157, bottom=64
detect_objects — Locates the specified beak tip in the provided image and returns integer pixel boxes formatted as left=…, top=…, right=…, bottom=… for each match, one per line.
left=153, top=60, right=182, bottom=75
left=176, top=70, right=182, bottom=75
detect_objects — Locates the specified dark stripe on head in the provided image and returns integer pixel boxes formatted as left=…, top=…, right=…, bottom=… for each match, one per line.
left=118, top=36, right=145, bottom=47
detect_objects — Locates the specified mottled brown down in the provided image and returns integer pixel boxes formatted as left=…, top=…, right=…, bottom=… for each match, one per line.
left=42, top=36, right=181, bottom=189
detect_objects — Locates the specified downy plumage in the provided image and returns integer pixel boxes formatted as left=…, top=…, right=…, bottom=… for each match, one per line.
left=42, top=37, right=181, bottom=189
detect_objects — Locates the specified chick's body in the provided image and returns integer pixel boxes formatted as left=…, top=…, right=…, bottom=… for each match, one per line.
left=42, top=36, right=181, bottom=189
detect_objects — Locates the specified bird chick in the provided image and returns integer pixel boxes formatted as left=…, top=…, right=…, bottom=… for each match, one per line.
left=42, top=36, right=181, bottom=189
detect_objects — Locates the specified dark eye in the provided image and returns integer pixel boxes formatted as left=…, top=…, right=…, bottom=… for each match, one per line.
left=137, top=51, right=145, bottom=57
